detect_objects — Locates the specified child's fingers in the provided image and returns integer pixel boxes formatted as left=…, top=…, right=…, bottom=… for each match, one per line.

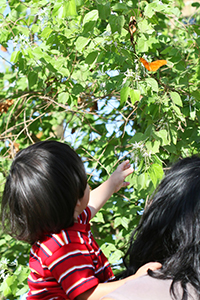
left=118, top=160, right=129, bottom=170
left=123, top=160, right=131, bottom=169
left=118, top=160, right=132, bottom=171
left=144, top=262, right=162, bottom=271
left=135, top=262, right=162, bottom=277
left=123, top=166, right=134, bottom=177
left=124, top=163, right=131, bottom=170
left=122, top=181, right=130, bottom=187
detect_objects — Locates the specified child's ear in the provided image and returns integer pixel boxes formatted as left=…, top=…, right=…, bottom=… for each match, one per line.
left=74, top=199, right=81, bottom=219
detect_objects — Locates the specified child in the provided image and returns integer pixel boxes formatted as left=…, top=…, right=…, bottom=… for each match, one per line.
left=2, top=141, right=161, bottom=300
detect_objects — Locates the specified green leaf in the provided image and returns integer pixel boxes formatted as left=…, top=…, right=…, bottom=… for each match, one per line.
left=58, top=92, right=69, bottom=104
left=190, top=110, right=196, bottom=120
left=75, top=0, right=83, bottom=6
left=112, top=3, right=129, bottom=12
left=120, top=86, right=130, bottom=104
left=72, top=83, right=84, bottom=95
left=144, top=3, right=156, bottom=17
left=1, top=280, right=12, bottom=297
left=138, top=19, right=154, bottom=34
left=129, top=132, right=146, bottom=143
left=145, top=78, right=159, bottom=92
left=85, top=51, right=99, bottom=64
left=64, top=0, right=77, bottom=16
left=19, top=26, right=29, bottom=36
left=52, top=57, right=65, bottom=69
left=148, top=163, right=164, bottom=188
left=137, top=36, right=149, bottom=52
left=28, top=72, right=38, bottom=89
left=101, top=243, right=116, bottom=257
left=97, top=3, right=110, bottom=20
left=10, top=50, right=20, bottom=63
left=41, top=27, right=53, bottom=39
left=109, top=15, right=125, bottom=34
left=171, top=105, right=182, bottom=117
left=121, top=217, right=129, bottom=230
left=59, top=67, right=70, bottom=77
left=154, top=129, right=169, bottom=146
left=114, top=217, right=122, bottom=228
left=170, top=91, right=183, bottom=107
left=75, top=36, right=90, bottom=52
left=52, top=2, right=62, bottom=17
left=1, top=275, right=18, bottom=296
left=95, top=212, right=105, bottom=223
left=83, top=10, right=98, bottom=25
left=31, top=24, right=39, bottom=34
left=192, top=2, right=200, bottom=7
left=171, top=6, right=181, bottom=17
left=137, top=173, right=146, bottom=191
left=129, top=89, right=140, bottom=104
left=17, top=77, right=28, bottom=90
left=146, top=140, right=160, bottom=154
left=16, top=286, right=29, bottom=296
left=109, top=249, right=124, bottom=264
left=32, top=47, right=44, bottom=59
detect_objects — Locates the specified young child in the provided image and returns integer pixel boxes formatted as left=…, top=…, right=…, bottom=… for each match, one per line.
left=1, top=141, right=161, bottom=300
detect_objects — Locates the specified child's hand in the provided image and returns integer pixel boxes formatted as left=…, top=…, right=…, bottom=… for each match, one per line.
left=134, top=262, right=162, bottom=278
left=123, top=262, right=162, bottom=284
left=109, top=160, right=133, bottom=193
left=88, top=160, right=133, bottom=219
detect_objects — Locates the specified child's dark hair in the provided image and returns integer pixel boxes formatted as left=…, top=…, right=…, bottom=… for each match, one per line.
left=1, top=141, right=87, bottom=244
left=123, top=156, right=200, bottom=299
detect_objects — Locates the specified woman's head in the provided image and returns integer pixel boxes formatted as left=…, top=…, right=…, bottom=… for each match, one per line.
left=1, top=141, right=87, bottom=244
left=124, top=156, right=200, bottom=297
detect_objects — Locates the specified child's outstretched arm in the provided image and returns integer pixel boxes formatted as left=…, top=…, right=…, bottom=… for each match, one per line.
left=74, top=262, right=162, bottom=300
left=88, top=160, right=133, bottom=219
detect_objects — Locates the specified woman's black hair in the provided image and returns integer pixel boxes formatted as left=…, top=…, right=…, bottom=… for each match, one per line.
left=1, top=141, right=87, bottom=244
left=123, top=156, right=200, bottom=299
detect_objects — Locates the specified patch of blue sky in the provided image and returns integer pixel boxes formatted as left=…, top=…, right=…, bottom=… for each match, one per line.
left=3, top=2, right=10, bottom=16
left=97, top=96, right=135, bottom=137
left=0, top=4, right=12, bottom=72
left=20, top=293, right=28, bottom=300
left=106, top=69, right=120, bottom=77
left=65, top=128, right=87, bottom=148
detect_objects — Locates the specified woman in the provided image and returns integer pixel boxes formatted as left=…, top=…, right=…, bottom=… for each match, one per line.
left=102, top=156, right=200, bottom=300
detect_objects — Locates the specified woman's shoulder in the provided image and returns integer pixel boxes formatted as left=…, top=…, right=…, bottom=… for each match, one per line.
left=101, top=275, right=197, bottom=300
left=119, top=275, right=172, bottom=300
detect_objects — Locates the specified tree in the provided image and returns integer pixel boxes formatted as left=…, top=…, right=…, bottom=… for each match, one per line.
left=0, top=0, right=200, bottom=297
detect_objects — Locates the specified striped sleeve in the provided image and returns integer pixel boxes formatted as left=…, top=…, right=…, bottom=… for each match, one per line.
left=78, top=206, right=91, bottom=224
left=45, top=243, right=99, bottom=300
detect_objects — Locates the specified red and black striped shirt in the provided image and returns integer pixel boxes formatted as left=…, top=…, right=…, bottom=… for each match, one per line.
left=27, top=207, right=115, bottom=299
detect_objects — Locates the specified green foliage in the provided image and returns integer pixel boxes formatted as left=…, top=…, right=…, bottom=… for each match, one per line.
left=0, top=0, right=200, bottom=297
left=0, top=234, right=30, bottom=299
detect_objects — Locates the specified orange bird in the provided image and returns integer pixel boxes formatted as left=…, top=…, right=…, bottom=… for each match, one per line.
left=140, top=57, right=167, bottom=72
